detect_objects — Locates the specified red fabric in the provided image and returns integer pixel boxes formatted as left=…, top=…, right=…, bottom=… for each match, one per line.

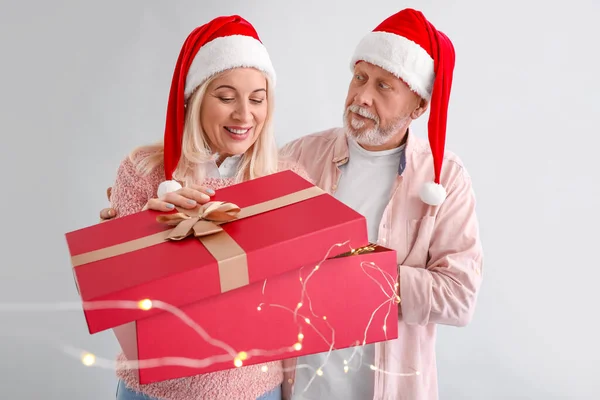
left=374, top=9, right=455, bottom=185
left=163, top=15, right=263, bottom=180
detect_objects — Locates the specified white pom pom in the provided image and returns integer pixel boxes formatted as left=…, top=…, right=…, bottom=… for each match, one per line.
left=419, top=182, right=447, bottom=206
left=157, top=180, right=182, bottom=198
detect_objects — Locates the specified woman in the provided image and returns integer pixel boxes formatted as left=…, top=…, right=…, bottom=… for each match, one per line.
left=110, top=15, right=303, bottom=400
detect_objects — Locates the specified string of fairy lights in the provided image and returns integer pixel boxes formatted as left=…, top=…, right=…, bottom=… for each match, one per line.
left=0, top=240, right=420, bottom=395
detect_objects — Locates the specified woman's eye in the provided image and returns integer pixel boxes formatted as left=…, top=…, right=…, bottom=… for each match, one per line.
left=219, top=97, right=234, bottom=103
left=250, top=99, right=264, bottom=104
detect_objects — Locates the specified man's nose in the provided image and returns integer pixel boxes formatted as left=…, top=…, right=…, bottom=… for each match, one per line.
left=354, top=85, right=374, bottom=107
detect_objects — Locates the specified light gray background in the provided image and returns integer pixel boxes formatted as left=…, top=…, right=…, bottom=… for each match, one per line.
left=1, top=0, right=598, bottom=399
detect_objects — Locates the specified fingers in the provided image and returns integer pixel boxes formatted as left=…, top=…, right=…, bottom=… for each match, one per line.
left=161, top=192, right=202, bottom=209
left=144, top=186, right=218, bottom=213
left=106, top=187, right=112, bottom=201
left=145, top=198, right=178, bottom=212
left=160, top=187, right=213, bottom=209
left=99, top=208, right=116, bottom=221
left=187, top=184, right=216, bottom=197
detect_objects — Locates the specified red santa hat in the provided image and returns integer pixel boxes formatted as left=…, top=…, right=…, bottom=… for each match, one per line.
left=350, top=8, right=455, bottom=206
left=158, top=15, right=276, bottom=198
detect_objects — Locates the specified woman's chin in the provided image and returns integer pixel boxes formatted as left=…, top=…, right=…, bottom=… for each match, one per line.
left=220, top=135, right=256, bottom=154
left=220, top=142, right=252, bottom=156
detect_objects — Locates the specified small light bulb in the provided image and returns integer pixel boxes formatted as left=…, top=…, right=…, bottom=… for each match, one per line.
left=316, top=368, right=323, bottom=376
left=415, top=370, right=421, bottom=376
left=237, top=351, right=248, bottom=361
left=383, top=325, right=387, bottom=332
left=81, top=353, right=96, bottom=366
left=297, top=302, right=303, bottom=308
left=138, top=299, right=152, bottom=310
left=257, top=306, right=262, bottom=311
left=304, top=318, right=311, bottom=324
left=343, top=360, right=348, bottom=365
left=293, top=342, right=302, bottom=351
left=314, top=265, right=320, bottom=271
left=322, top=316, right=327, bottom=320
left=234, top=358, right=243, bottom=368
left=298, top=333, right=304, bottom=340
left=344, top=366, right=349, bottom=373
left=370, top=365, right=377, bottom=371
left=261, top=365, right=268, bottom=372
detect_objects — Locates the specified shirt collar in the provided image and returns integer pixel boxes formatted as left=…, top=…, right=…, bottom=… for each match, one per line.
left=205, top=154, right=242, bottom=179
left=333, top=128, right=413, bottom=175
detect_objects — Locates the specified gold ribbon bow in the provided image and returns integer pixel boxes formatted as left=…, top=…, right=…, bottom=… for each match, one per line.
left=156, top=202, right=241, bottom=240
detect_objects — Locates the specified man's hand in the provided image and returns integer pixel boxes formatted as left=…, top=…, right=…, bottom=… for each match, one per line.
left=99, top=187, right=116, bottom=221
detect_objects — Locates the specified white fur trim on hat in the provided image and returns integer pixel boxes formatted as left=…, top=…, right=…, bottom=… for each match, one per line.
left=419, top=182, right=447, bottom=206
left=157, top=180, right=182, bottom=198
left=185, top=35, right=276, bottom=99
left=350, top=31, right=434, bottom=100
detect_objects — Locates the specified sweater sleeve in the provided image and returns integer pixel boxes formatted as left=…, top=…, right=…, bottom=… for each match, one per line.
left=399, top=167, right=484, bottom=327
left=109, top=156, right=155, bottom=219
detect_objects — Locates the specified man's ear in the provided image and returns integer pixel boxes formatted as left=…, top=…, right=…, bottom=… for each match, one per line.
left=411, top=98, right=429, bottom=119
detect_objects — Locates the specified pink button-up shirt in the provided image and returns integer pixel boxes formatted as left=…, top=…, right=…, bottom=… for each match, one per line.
left=279, top=127, right=484, bottom=400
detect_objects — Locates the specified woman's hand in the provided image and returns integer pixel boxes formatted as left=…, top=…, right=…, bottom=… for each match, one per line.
left=99, top=184, right=216, bottom=221
left=143, top=184, right=215, bottom=212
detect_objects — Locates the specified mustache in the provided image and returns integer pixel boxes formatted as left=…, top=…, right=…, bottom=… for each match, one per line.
left=346, top=105, right=379, bottom=123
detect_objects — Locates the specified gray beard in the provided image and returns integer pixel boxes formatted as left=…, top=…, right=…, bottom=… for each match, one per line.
left=343, top=111, right=409, bottom=147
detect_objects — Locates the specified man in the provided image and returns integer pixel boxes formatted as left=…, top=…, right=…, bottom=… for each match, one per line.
left=100, top=8, right=483, bottom=400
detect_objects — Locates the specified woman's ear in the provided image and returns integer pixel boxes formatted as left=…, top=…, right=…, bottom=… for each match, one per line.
left=411, top=98, right=429, bottom=119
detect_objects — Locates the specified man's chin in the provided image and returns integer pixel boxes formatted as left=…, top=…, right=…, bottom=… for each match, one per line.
left=345, top=127, right=366, bottom=139
left=348, top=130, right=391, bottom=148
left=346, top=128, right=370, bottom=141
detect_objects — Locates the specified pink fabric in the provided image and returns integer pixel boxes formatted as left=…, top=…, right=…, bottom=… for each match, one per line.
left=109, top=152, right=311, bottom=400
left=278, top=128, right=484, bottom=400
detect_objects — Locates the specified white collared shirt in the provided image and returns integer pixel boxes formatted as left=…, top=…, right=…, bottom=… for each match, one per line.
left=204, top=154, right=242, bottom=179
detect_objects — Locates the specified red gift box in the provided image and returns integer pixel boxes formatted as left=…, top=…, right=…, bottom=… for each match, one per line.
left=114, top=245, right=399, bottom=384
left=65, top=170, right=370, bottom=335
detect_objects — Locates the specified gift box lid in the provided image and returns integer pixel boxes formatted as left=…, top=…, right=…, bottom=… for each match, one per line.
left=65, top=170, right=370, bottom=334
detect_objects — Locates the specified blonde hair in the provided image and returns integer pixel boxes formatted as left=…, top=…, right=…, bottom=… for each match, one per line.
left=129, top=70, right=278, bottom=186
